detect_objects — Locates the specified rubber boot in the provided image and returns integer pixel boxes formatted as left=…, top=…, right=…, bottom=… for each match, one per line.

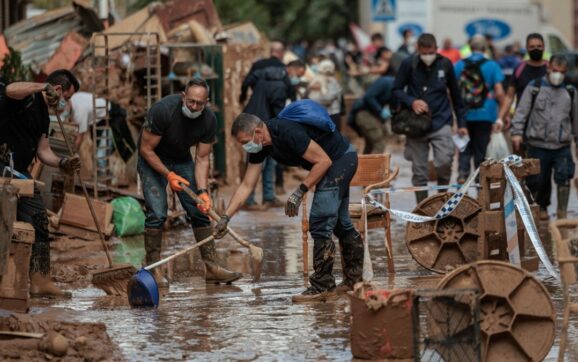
left=193, top=226, right=242, bottom=284
left=144, top=228, right=168, bottom=288
left=336, top=230, right=363, bottom=294
left=293, top=239, right=337, bottom=303
left=557, top=184, right=570, bottom=219
left=29, top=242, right=71, bottom=299
left=415, top=190, right=429, bottom=204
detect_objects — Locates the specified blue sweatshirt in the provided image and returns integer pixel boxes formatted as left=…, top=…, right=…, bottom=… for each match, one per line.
left=392, top=54, right=466, bottom=131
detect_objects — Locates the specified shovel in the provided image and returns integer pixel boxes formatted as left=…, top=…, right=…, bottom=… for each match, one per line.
left=179, top=183, right=263, bottom=282
left=127, top=235, right=214, bottom=308
left=54, top=111, right=136, bottom=295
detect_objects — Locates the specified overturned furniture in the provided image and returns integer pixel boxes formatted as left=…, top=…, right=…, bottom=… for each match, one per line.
left=405, top=159, right=540, bottom=273
left=549, top=218, right=578, bottom=362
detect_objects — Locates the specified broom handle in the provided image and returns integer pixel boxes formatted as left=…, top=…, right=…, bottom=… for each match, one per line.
left=180, top=184, right=251, bottom=248
left=145, top=235, right=213, bottom=271
left=54, top=112, right=113, bottom=267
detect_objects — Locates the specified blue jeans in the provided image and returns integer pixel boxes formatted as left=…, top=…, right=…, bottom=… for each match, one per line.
left=526, top=146, right=575, bottom=209
left=247, top=155, right=276, bottom=204
left=137, top=157, right=210, bottom=229
left=309, top=147, right=358, bottom=240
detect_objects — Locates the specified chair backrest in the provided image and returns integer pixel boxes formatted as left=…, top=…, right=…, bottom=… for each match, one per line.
left=350, top=153, right=391, bottom=187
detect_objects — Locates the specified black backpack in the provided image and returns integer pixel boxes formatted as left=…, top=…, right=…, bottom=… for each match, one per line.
left=459, top=58, right=489, bottom=109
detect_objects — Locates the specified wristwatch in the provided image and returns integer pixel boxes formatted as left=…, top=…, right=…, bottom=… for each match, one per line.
left=197, top=188, right=209, bottom=195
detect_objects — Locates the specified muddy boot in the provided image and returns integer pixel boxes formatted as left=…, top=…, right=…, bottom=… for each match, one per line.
left=415, top=190, right=429, bottom=204
left=193, top=226, right=242, bottom=284
left=336, top=230, right=363, bottom=295
left=557, top=184, right=570, bottom=219
left=29, top=242, right=71, bottom=299
left=144, top=228, right=168, bottom=288
left=539, top=208, right=550, bottom=221
left=293, top=239, right=337, bottom=303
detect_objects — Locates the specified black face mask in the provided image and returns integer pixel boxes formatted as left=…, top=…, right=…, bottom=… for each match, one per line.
left=528, top=48, right=544, bottom=61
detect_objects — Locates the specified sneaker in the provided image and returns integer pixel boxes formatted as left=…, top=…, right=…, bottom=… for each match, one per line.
left=291, top=287, right=337, bottom=303
left=263, top=198, right=285, bottom=208
left=539, top=208, right=549, bottom=221
left=335, top=282, right=354, bottom=295
left=241, top=203, right=266, bottom=211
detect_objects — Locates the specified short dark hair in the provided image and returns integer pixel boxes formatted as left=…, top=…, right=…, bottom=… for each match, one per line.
left=375, top=46, right=391, bottom=60
left=417, top=33, right=437, bottom=48
left=526, top=33, right=544, bottom=46
left=231, top=113, right=262, bottom=137
left=550, top=54, right=568, bottom=67
left=371, top=33, right=384, bottom=42
left=402, top=29, right=413, bottom=38
left=287, top=60, right=305, bottom=69
left=185, top=77, right=210, bottom=95
left=46, top=69, right=79, bottom=92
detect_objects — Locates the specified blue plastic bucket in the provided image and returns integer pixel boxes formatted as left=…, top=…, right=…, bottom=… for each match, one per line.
left=127, top=268, right=159, bottom=308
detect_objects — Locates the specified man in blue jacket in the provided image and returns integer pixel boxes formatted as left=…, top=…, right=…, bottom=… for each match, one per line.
left=348, top=76, right=394, bottom=154
left=392, top=33, right=468, bottom=202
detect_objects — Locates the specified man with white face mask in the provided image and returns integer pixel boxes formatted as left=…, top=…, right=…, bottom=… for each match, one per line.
left=215, top=106, right=364, bottom=303
left=392, top=33, right=467, bottom=203
left=511, top=55, right=578, bottom=220
left=138, top=78, right=242, bottom=286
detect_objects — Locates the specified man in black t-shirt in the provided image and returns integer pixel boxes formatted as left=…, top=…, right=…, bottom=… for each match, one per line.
left=138, top=78, right=241, bottom=285
left=214, top=112, right=364, bottom=303
left=0, top=69, right=81, bottom=298
left=498, top=33, right=548, bottom=128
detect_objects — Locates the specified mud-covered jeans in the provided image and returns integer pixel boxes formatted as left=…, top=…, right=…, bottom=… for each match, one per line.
left=308, top=146, right=359, bottom=291
left=0, top=161, right=50, bottom=274
left=355, top=110, right=386, bottom=154
left=404, top=124, right=454, bottom=186
left=526, top=145, right=575, bottom=209
left=138, top=157, right=210, bottom=229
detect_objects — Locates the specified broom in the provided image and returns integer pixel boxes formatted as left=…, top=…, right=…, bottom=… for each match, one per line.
left=54, top=111, right=136, bottom=295
left=180, top=184, right=263, bottom=281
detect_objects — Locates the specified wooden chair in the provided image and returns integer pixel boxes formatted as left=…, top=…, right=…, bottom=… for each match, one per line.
left=550, top=218, right=578, bottom=362
left=301, top=153, right=399, bottom=276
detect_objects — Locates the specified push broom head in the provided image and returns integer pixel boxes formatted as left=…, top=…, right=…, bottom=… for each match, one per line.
left=92, top=264, right=137, bottom=296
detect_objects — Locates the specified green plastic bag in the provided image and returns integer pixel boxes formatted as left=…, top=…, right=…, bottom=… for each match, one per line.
left=111, top=197, right=145, bottom=237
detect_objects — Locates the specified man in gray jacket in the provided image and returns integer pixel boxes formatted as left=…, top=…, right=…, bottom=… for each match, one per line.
left=511, top=55, right=578, bottom=219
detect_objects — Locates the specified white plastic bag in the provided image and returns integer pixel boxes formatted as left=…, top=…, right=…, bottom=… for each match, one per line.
left=486, top=131, right=510, bottom=160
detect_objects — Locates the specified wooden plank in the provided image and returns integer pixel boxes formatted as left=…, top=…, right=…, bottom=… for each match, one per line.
left=59, top=193, right=112, bottom=232
left=51, top=223, right=114, bottom=240
left=0, top=179, right=34, bottom=197
left=11, top=222, right=34, bottom=243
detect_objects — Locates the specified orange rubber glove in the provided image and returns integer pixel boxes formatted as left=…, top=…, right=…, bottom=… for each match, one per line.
left=166, top=171, right=189, bottom=192
left=197, top=191, right=212, bottom=214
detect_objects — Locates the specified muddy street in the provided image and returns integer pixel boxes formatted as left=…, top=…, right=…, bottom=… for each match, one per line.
left=24, top=149, right=577, bottom=361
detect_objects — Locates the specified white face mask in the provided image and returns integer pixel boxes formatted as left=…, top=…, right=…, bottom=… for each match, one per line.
left=242, top=131, right=263, bottom=154
left=420, top=54, right=436, bottom=66
left=548, top=71, right=565, bottom=87
left=182, top=105, right=202, bottom=119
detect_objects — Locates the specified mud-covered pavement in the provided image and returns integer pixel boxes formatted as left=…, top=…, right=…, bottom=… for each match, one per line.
left=32, top=149, right=578, bottom=361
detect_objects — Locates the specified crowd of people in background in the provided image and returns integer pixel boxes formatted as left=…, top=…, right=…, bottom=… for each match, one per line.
left=237, top=29, right=577, bottom=220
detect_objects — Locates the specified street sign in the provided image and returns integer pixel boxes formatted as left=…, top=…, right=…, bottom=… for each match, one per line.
left=372, top=0, right=396, bottom=22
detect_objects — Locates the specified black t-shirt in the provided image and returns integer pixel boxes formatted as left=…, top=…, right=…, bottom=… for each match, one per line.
left=248, top=118, right=349, bottom=170
left=142, top=94, right=216, bottom=161
left=511, top=62, right=547, bottom=104
left=0, top=81, right=50, bottom=172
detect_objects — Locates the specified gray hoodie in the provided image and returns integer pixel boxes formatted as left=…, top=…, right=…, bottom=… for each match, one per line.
left=511, top=77, right=578, bottom=150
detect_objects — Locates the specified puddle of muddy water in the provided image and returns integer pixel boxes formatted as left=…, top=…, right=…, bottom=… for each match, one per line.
left=33, top=176, right=578, bottom=361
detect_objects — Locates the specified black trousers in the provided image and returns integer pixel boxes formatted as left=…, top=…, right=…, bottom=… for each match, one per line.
left=458, top=121, right=493, bottom=179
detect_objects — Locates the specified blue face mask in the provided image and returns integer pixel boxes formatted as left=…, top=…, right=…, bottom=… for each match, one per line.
left=57, top=98, right=67, bottom=111
left=290, top=76, right=300, bottom=85
left=242, top=131, right=263, bottom=154
left=182, top=105, right=202, bottom=119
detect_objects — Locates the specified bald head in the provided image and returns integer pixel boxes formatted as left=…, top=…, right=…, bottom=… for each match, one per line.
left=270, top=41, right=285, bottom=60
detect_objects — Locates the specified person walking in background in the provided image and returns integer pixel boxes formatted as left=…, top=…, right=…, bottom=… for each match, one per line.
left=438, top=38, right=461, bottom=64
left=348, top=75, right=395, bottom=154
left=239, top=41, right=294, bottom=210
left=307, top=59, right=342, bottom=131
left=454, top=34, right=505, bottom=183
left=392, top=33, right=467, bottom=203
left=510, top=55, right=577, bottom=220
